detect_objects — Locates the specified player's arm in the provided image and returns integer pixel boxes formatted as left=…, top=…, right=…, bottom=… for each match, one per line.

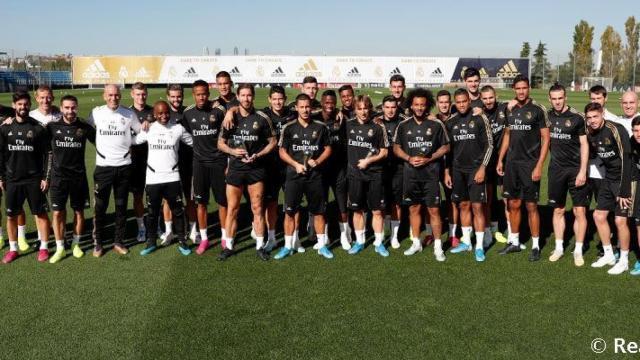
left=278, top=128, right=306, bottom=174
left=496, top=127, right=510, bottom=176
left=533, top=127, right=550, bottom=182
left=475, top=115, right=494, bottom=184
left=576, top=134, right=588, bottom=187
left=180, top=127, right=194, bottom=147
left=132, top=130, right=148, bottom=145
left=309, top=126, right=332, bottom=168
left=427, top=121, right=450, bottom=164
left=217, top=130, right=245, bottom=158
left=222, top=106, right=239, bottom=130
left=0, top=128, right=6, bottom=189
left=86, top=121, right=97, bottom=144
left=616, top=129, right=633, bottom=206
left=253, top=116, right=277, bottom=160
left=40, top=128, right=52, bottom=191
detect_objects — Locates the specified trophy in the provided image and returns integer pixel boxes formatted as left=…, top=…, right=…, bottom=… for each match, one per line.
left=234, top=138, right=249, bottom=159
left=303, top=149, right=312, bottom=171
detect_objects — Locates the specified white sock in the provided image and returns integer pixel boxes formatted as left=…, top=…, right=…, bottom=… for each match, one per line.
left=9, top=241, right=17, bottom=251
left=532, top=236, right=540, bottom=249
left=490, top=221, right=499, bottom=233
left=17, top=225, right=25, bottom=239
left=39, top=240, right=48, bottom=250
left=226, top=237, right=234, bottom=250
left=425, top=224, right=433, bottom=236
left=317, top=233, right=326, bottom=247
left=507, top=220, right=512, bottom=236
left=509, top=232, right=520, bottom=246
left=620, top=250, right=629, bottom=264
left=199, top=229, right=208, bottom=241
left=411, top=237, right=421, bottom=246
left=449, top=223, right=457, bottom=237
left=189, top=222, right=197, bottom=236
left=574, top=242, right=583, bottom=255
left=221, top=228, right=227, bottom=240
left=255, top=236, right=264, bottom=250
left=136, top=217, right=145, bottom=230
left=72, top=234, right=81, bottom=245
left=374, top=232, right=384, bottom=247
left=284, top=235, right=293, bottom=249
left=555, top=239, right=563, bottom=253
left=461, top=226, right=473, bottom=245
left=603, top=244, right=613, bottom=257
left=390, top=220, right=400, bottom=241
left=55, top=240, right=64, bottom=250
left=293, top=230, right=299, bottom=244
left=355, top=230, right=366, bottom=245
left=164, top=221, right=172, bottom=234
left=475, top=231, right=484, bottom=250
left=434, top=239, right=443, bottom=252
left=267, top=229, right=276, bottom=241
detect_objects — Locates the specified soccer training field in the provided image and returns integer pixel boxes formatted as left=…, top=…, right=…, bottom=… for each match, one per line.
left=0, top=87, right=633, bottom=359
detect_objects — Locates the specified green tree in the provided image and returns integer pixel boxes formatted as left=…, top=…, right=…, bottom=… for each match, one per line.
left=623, top=16, right=639, bottom=86
left=532, top=41, right=551, bottom=88
left=520, top=42, right=531, bottom=58
left=599, top=25, right=623, bottom=83
left=570, top=20, right=594, bottom=86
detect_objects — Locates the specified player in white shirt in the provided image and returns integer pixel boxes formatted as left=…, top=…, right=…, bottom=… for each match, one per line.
left=87, top=84, right=142, bottom=257
left=133, top=101, right=193, bottom=256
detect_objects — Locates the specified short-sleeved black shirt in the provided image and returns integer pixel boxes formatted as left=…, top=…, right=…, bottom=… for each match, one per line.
left=47, top=119, right=96, bottom=179
left=548, top=106, right=586, bottom=169
left=346, top=118, right=388, bottom=179
left=221, top=110, right=275, bottom=171
left=506, top=99, right=549, bottom=163
left=182, top=102, right=226, bottom=166
left=393, top=116, right=449, bottom=179
left=278, top=119, right=330, bottom=179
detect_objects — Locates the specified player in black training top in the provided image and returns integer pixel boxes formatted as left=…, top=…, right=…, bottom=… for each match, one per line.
left=338, top=84, right=355, bottom=119
left=287, top=76, right=322, bottom=113
left=345, top=95, right=389, bottom=257
left=213, top=71, right=240, bottom=110
left=545, top=84, right=590, bottom=266
left=46, top=95, right=96, bottom=264
left=394, top=88, right=450, bottom=262
left=375, top=74, right=408, bottom=116
left=444, top=89, right=493, bottom=262
left=274, top=93, right=333, bottom=260
left=586, top=103, right=637, bottom=275
left=0, top=92, right=52, bottom=264
left=496, top=75, right=550, bottom=261
left=376, top=95, right=407, bottom=250
left=312, top=90, right=352, bottom=250
left=219, top=84, right=276, bottom=261
left=629, top=116, right=640, bottom=275
left=129, top=82, right=153, bottom=243
left=182, top=80, right=227, bottom=255
left=479, top=85, right=509, bottom=245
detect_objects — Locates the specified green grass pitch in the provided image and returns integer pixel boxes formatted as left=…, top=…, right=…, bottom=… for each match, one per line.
left=0, top=87, right=634, bottom=359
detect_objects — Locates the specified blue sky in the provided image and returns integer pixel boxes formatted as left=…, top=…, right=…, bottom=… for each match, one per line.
left=2, top=0, right=637, bottom=64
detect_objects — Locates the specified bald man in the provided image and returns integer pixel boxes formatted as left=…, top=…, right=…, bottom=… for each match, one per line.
left=87, top=85, right=142, bottom=257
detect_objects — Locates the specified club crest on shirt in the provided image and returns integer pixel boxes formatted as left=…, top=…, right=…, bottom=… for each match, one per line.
left=525, top=112, right=532, bottom=120
left=120, top=117, right=126, bottom=125
left=604, top=138, right=611, bottom=145
left=210, top=115, right=217, bottom=123
left=26, top=130, right=33, bottom=138
left=426, top=128, right=432, bottom=136
left=252, top=121, right=258, bottom=130
left=499, top=112, right=505, bottom=119
left=76, top=128, right=84, bottom=137
left=565, top=119, right=571, bottom=128
left=469, top=121, right=475, bottom=129
left=367, top=128, right=374, bottom=137
left=312, top=130, right=317, bottom=139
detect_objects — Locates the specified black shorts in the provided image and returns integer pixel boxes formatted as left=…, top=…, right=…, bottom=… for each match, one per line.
left=50, top=176, right=90, bottom=211
left=192, top=161, right=227, bottom=206
left=348, top=174, right=385, bottom=211
left=6, top=181, right=48, bottom=216
left=323, top=165, right=348, bottom=215
left=451, top=168, right=487, bottom=203
left=547, top=165, right=591, bottom=208
left=589, top=178, right=603, bottom=200
left=226, top=167, right=265, bottom=187
left=178, top=147, right=193, bottom=200
left=264, top=157, right=286, bottom=202
left=403, top=176, right=441, bottom=207
left=284, top=174, right=326, bottom=215
left=596, top=179, right=636, bottom=217
left=129, top=145, right=147, bottom=194
left=383, top=165, right=403, bottom=206
left=503, top=161, right=539, bottom=201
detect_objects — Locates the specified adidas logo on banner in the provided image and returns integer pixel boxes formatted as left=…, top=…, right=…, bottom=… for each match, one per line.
left=135, top=66, right=151, bottom=79
left=296, top=58, right=322, bottom=77
left=430, top=67, right=444, bottom=77
left=184, top=67, right=198, bottom=78
left=230, top=66, right=242, bottom=77
left=497, top=60, right=520, bottom=78
left=389, top=67, right=402, bottom=76
left=347, top=67, right=361, bottom=77
left=271, top=66, right=285, bottom=77
left=479, top=67, right=489, bottom=77
left=82, top=59, right=110, bottom=79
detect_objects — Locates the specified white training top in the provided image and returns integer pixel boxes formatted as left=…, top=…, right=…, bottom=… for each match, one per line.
left=132, top=121, right=193, bottom=185
left=29, top=109, right=62, bottom=126
left=87, top=105, right=141, bottom=167
left=610, top=112, right=640, bottom=136
left=588, top=108, right=619, bottom=179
